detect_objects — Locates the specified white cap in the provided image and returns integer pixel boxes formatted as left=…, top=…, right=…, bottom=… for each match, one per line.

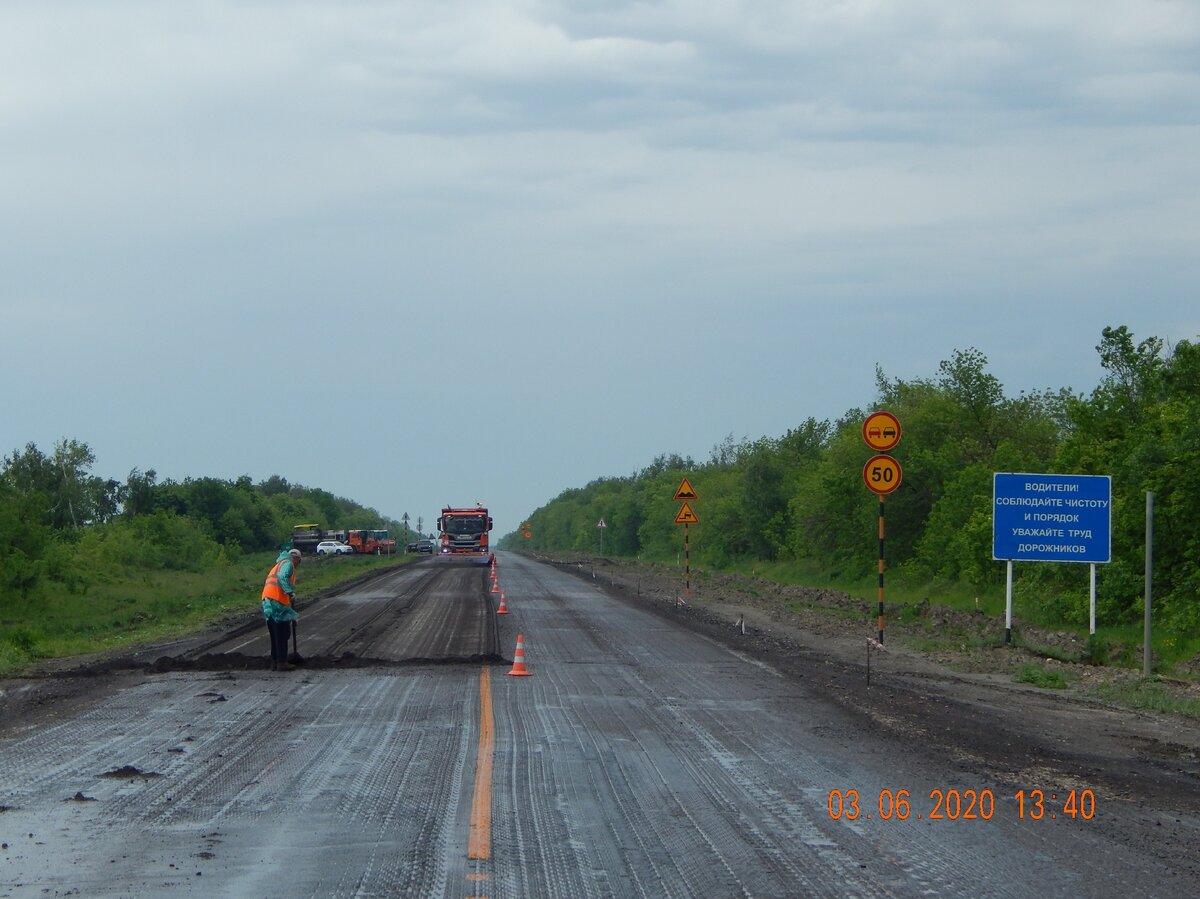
left=289, top=548, right=302, bottom=559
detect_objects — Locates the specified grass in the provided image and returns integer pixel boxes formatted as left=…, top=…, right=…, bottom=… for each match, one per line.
left=896, top=627, right=1007, bottom=658
left=1088, top=679, right=1200, bottom=718
left=786, top=598, right=862, bottom=622
left=1014, top=663, right=1074, bottom=689
left=905, top=637, right=953, bottom=653
left=0, top=551, right=412, bottom=676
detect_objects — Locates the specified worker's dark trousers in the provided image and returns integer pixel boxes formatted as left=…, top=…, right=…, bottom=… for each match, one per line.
left=266, top=620, right=291, bottom=662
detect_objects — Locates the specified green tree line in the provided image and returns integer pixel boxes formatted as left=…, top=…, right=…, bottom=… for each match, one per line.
left=502, top=326, right=1200, bottom=636
left=0, top=442, right=401, bottom=602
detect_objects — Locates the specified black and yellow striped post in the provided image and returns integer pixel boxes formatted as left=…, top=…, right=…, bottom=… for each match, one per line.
left=674, top=478, right=699, bottom=608
left=863, top=454, right=901, bottom=640
left=877, top=497, right=885, bottom=643
left=685, top=523, right=691, bottom=598
left=862, top=411, right=903, bottom=646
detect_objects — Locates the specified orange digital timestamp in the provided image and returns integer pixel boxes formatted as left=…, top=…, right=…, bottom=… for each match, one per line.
left=826, top=788, right=1097, bottom=822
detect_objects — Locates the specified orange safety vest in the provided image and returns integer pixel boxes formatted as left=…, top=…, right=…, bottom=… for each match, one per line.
left=261, top=559, right=294, bottom=606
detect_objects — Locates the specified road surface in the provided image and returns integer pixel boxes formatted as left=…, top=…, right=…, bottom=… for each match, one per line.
left=1, top=552, right=1196, bottom=897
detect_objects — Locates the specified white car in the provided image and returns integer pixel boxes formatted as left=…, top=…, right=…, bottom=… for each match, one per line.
left=316, top=541, right=354, bottom=556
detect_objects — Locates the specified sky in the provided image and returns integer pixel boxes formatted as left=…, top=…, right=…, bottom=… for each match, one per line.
left=3, top=1, right=1199, bottom=539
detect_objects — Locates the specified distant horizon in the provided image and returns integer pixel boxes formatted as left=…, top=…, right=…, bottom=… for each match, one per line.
left=9, top=323, right=1170, bottom=541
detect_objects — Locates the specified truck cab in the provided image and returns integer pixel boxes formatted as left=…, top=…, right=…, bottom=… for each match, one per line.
left=437, top=505, right=493, bottom=564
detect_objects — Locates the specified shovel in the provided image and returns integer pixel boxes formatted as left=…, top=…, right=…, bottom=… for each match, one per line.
left=289, top=608, right=304, bottom=666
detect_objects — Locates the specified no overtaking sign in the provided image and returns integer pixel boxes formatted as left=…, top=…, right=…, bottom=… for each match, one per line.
left=992, top=473, right=1111, bottom=564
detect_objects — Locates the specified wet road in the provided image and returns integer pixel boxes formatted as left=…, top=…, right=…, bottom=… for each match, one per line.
left=1, top=553, right=1194, bottom=897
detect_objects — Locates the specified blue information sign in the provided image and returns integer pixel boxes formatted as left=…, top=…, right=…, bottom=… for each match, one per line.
left=993, top=473, right=1111, bottom=563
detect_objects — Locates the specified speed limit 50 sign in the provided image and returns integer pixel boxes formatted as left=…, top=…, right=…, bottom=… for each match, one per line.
left=863, top=454, right=902, bottom=495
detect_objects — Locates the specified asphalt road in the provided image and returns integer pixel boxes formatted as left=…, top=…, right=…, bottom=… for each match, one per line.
left=1, top=552, right=1196, bottom=897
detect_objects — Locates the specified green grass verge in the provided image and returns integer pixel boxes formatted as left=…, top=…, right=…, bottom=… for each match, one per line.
left=1088, top=679, right=1200, bottom=718
left=1013, top=663, right=1074, bottom=689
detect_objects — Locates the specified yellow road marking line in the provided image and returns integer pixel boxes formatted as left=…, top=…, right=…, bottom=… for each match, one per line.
left=468, top=666, right=494, bottom=861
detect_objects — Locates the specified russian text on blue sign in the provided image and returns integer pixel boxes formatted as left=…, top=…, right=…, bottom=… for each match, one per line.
left=992, top=473, right=1111, bottom=563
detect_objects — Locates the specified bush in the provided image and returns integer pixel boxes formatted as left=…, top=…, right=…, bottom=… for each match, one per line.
left=0, top=642, right=29, bottom=673
left=1083, top=634, right=1110, bottom=666
left=68, top=512, right=222, bottom=576
left=0, top=487, right=51, bottom=601
left=2, top=626, right=44, bottom=659
left=0, top=550, right=45, bottom=603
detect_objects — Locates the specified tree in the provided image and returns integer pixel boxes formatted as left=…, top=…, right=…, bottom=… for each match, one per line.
left=740, top=439, right=788, bottom=560
left=120, top=468, right=159, bottom=517
left=0, top=484, right=51, bottom=600
left=49, top=439, right=97, bottom=529
left=1, top=439, right=116, bottom=530
left=938, top=348, right=1005, bottom=455
left=259, top=474, right=291, bottom=496
left=1094, top=325, right=1164, bottom=424
left=2, top=442, right=57, bottom=498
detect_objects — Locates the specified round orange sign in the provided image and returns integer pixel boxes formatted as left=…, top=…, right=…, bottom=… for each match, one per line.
left=862, top=411, right=902, bottom=452
left=863, top=454, right=903, bottom=495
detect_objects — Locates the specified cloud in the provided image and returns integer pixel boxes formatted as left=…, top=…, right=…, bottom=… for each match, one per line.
left=1, top=0, right=1198, bottom=533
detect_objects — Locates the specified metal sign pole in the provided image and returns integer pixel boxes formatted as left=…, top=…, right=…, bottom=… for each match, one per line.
left=1144, top=492, right=1154, bottom=677
left=673, top=481, right=699, bottom=609
left=1089, top=563, right=1097, bottom=636
left=1005, top=560, right=1014, bottom=644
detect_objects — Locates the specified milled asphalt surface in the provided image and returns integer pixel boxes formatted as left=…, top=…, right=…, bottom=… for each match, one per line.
left=1, top=552, right=1196, bottom=897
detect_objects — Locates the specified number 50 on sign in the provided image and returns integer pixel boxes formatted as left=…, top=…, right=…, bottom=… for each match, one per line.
left=864, top=454, right=902, bottom=495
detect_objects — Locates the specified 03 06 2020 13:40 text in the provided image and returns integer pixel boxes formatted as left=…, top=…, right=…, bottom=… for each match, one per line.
left=826, top=788, right=1097, bottom=822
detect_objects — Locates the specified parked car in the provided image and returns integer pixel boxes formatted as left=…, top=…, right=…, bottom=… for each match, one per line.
left=316, top=540, right=354, bottom=555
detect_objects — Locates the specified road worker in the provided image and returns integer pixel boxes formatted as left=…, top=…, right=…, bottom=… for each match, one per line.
left=261, top=548, right=301, bottom=670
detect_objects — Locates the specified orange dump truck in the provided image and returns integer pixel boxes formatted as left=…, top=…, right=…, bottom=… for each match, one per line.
left=437, top=505, right=493, bottom=564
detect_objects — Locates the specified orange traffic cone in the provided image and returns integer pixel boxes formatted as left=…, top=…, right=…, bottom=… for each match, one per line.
left=507, top=634, right=531, bottom=676
left=491, top=577, right=500, bottom=594
left=497, top=590, right=509, bottom=615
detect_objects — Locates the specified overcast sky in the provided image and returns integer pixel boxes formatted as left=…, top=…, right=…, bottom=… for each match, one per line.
left=3, top=1, right=1198, bottom=538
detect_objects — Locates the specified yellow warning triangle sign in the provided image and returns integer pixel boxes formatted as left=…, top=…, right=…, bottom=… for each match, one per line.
left=674, top=502, right=699, bottom=524
left=674, top=478, right=698, bottom=501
